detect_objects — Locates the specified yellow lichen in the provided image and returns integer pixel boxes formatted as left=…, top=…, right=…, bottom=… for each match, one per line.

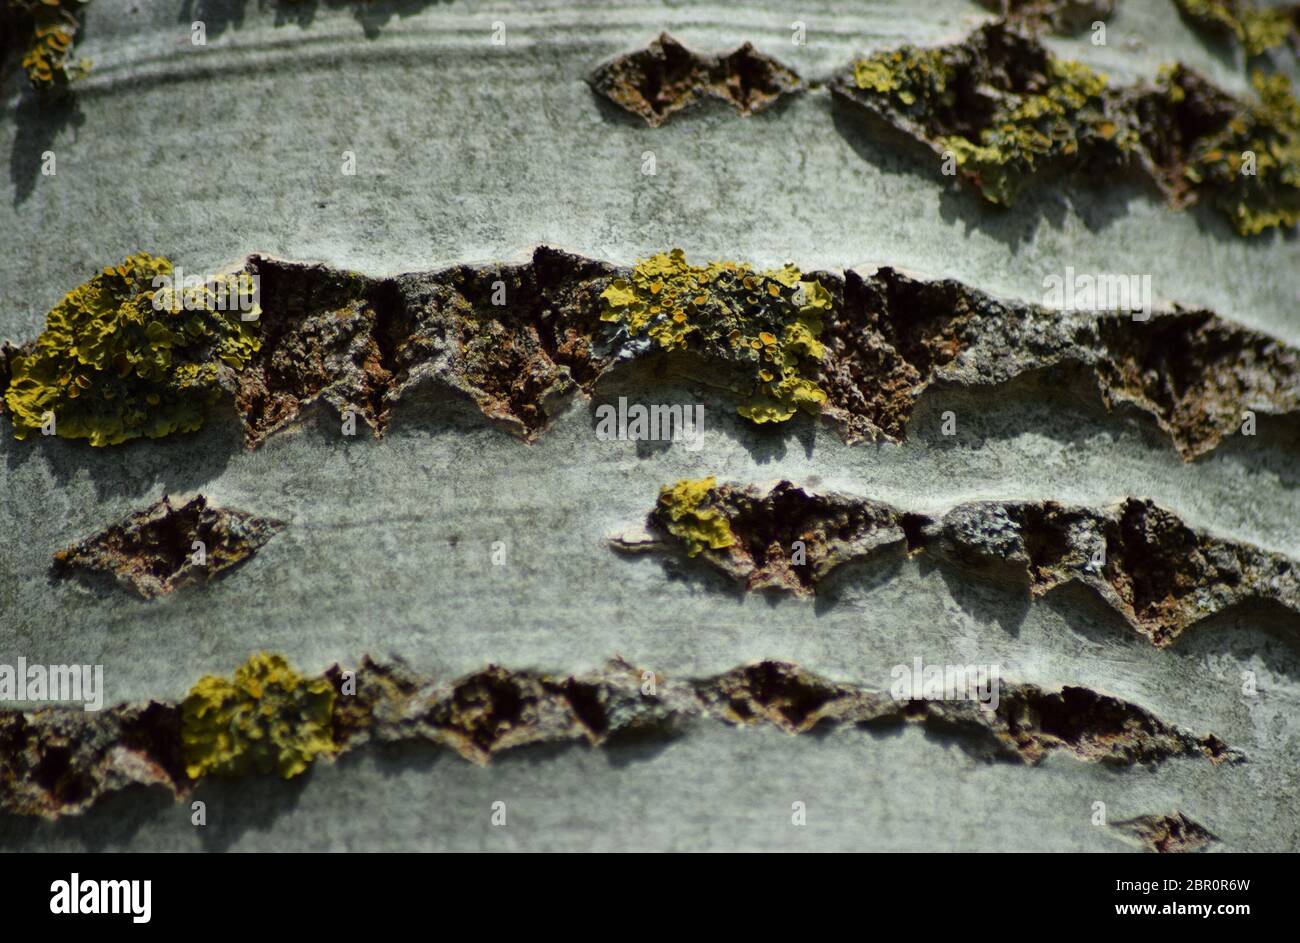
left=1165, top=66, right=1300, bottom=236
left=1175, top=0, right=1296, bottom=58
left=181, top=653, right=337, bottom=780
left=853, top=46, right=953, bottom=109
left=849, top=27, right=1142, bottom=207
left=846, top=24, right=1298, bottom=234
left=600, top=250, right=829, bottom=424
left=937, top=59, right=1128, bottom=205
left=655, top=476, right=736, bottom=556
left=3, top=253, right=260, bottom=446
left=11, top=1, right=91, bottom=92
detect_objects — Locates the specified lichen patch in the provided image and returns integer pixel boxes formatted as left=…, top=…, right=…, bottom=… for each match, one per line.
left=618, top=479, right=1300, bottom=646
left=0, top=654, right=1239, bottom=820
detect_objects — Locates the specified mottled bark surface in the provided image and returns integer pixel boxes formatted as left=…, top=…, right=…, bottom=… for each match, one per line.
left=1, top=0, right=1297, bottom=852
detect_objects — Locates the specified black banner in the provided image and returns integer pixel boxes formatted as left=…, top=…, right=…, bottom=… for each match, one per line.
left=0, top=852, right=1276, bottom=929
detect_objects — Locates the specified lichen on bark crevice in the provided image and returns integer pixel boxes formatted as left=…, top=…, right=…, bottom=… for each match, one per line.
left=2, top=253, right=261, bottom=447
left=4, top=249, right=1296, bottom=460
left=0, top=653, right=1239, bottom=820
left=614, top=478, right=1300, bottom=647
left=1173, top=0, right=1300, bottom=58
left=2, top=0, right=91, bottom=95
left=832, top=21, right=1300, bottom=235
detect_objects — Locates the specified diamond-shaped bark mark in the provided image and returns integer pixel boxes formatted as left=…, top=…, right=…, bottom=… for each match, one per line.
left=697, top=661, right=860, bottom=733
left=589, top=33, right=802, bottom=127
left=52, top=495, right=283, bottom=599
left=930, top=497, right=1300, bottom=647
left=234, top=256, right=397, bottom=449
left=993, top=685, right=1242, bottom=766
left=0, top=702, right=191, bottom=820
left=426, top=666, right=582, bottom=764
left=1115, top=810, right=1219, bottom=853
